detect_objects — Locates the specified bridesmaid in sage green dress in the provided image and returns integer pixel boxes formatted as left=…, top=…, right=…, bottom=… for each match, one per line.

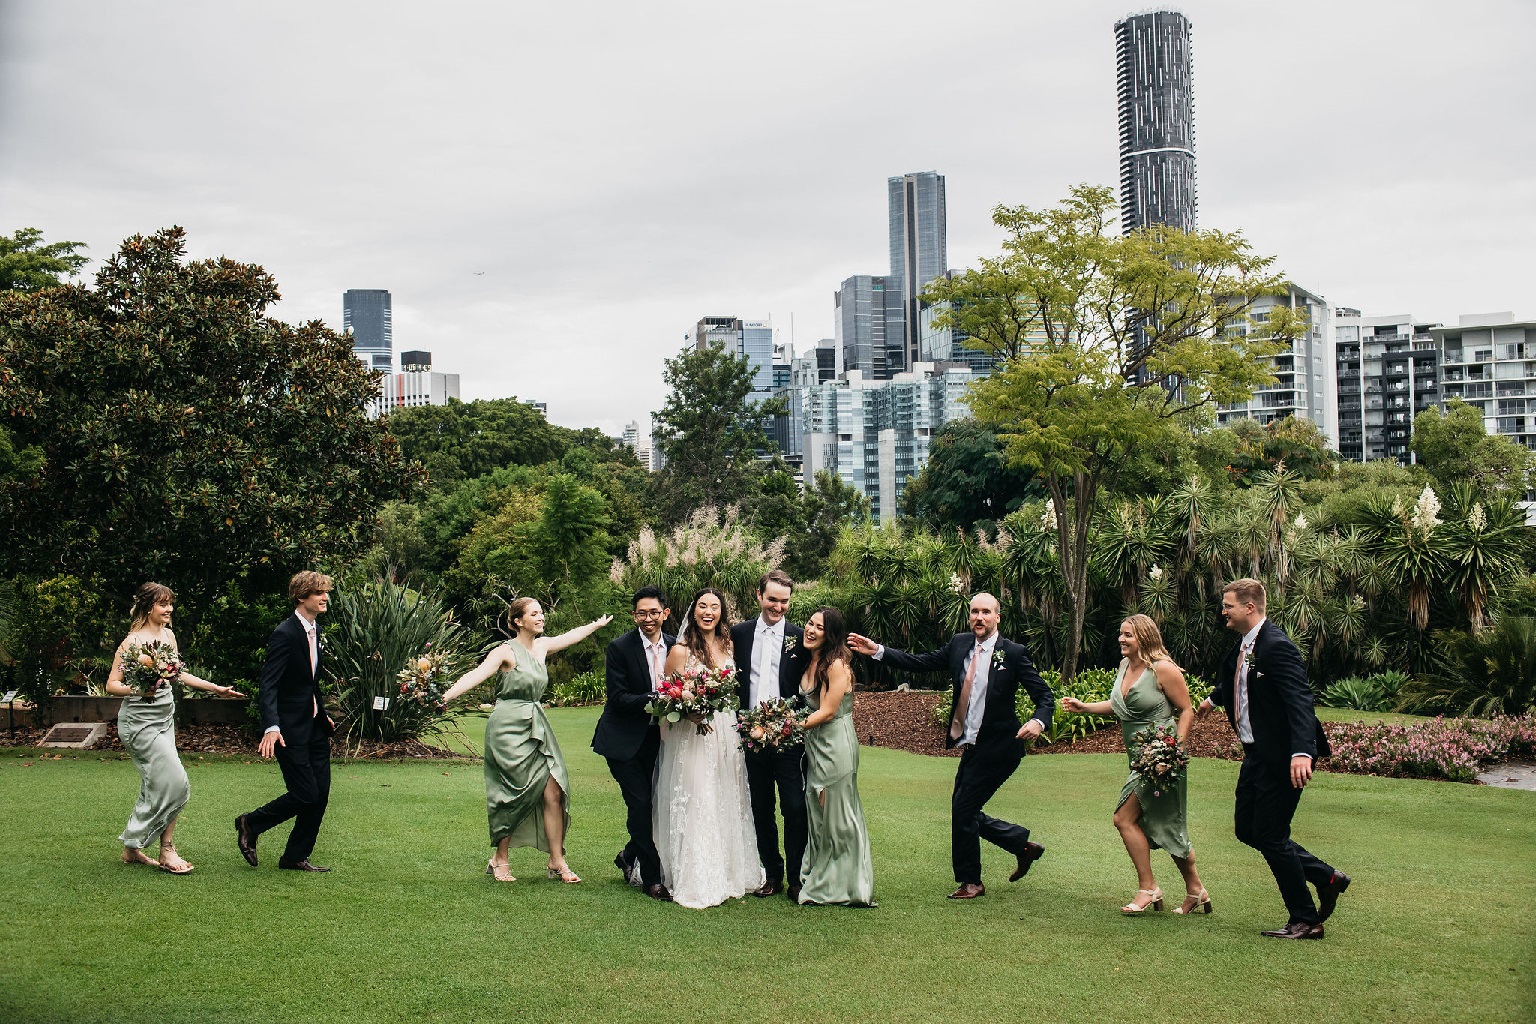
left=795, top=607, right=875, bottom=907
left=105, top=583, right=245, bottom=874
left=1062, top=613, right=1210, bottom=915
left=441, top=598, right=611, bottom=884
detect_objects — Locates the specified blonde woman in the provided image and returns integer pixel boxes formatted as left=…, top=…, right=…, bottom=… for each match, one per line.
left=1061, top=614, right=1210, bottom=914
left=106, top=582, right=244, bottom=874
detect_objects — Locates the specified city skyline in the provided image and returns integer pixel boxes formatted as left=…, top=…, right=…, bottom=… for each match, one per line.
left=2, top=0, right=1532, bottom=437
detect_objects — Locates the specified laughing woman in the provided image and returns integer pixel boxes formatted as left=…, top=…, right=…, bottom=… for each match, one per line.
left=441, top=598, right=611, bottom=884
left=106, top=583, right=245, bottom=874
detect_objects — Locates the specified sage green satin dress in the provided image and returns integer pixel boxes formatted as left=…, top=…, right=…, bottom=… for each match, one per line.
left=797, top=684, right=875, bottom=906
left=483, top=642, right=569, bottom=849
left=117, top=678, right=190, bottom=849
left=1110, top=661, right=1191, bottom=858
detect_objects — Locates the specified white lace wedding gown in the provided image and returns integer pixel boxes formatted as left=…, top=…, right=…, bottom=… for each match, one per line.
left=653, top=656, right=765, bottom=908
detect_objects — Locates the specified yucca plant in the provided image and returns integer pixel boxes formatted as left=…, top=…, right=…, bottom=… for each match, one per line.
left=325, top=578, right=480, bottom=747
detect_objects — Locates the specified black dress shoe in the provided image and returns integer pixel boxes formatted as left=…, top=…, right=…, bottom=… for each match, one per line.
left=1317, top=871, right=1351, bottom=922
left=752, top=880, right=781, bottom=897
left=278, top=859, right=331, bottom=872
left=644, top=883, right=673, bottom=901
left=614, top=852, right=641, bottom=887
left=234, top=814, right=258, bottom=868
left=1008, top=841, right=1045, bottom=882
left=947, top=883, right=985, bottom=900
left=1261, top=921, right=1324, bottom=939
left=786, top=885, right=801, bottom=903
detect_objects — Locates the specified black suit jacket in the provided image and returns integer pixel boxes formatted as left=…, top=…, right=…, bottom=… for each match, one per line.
left=1211, top=618, right=1329, bottom=762
left=730, top=619, right=809, bottom=712
left=592, top=629, right=676, bottom=762
left=880, top=633, right=1054, bottom=750
left=257, top=613, right=334, bottom=745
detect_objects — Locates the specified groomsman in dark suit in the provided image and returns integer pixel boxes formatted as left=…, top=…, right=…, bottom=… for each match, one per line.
left=730, top=570, right=809, bottom=899
left=849, top=592, right=1053, bottom=899
left=235, top=571, right=337, bottom=872
left=593, top=585, right=675, bottom=901
left=1200, top=577, right=1350, bottom=939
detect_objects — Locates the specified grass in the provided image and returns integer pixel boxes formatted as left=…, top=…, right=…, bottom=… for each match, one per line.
left=2, top=707, right=1532, bottom=1024
left=1315, top=707, right=1437, bottom=727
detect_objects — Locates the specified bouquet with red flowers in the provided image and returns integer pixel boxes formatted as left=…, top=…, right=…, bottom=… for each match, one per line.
left=735, top=698, right=806, bottom=754
left=646, top=664, right=739, bottom=735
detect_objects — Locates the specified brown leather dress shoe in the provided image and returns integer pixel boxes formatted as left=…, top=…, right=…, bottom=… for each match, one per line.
left=947, top=883, right=985, bottom=900
left=278, top=859, right=331, bottom=872
left=644, top=883, right=673, bottom=901
left=1261, top=921, right=1324, bottom=939
left=234, top=814, right=258, bottom=868
left=1008, top=841, right=1045, bottom=882
left=1317, top=871, right=1351, bottom=922
left=752, top=880, right=781, bottom=898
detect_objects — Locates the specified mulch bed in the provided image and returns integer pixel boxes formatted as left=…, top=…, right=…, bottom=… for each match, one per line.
left=0, top=722, right=472, bottom=760
left=852, top=690, right=1248, bottom=760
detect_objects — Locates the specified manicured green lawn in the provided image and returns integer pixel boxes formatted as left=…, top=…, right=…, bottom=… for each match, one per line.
left=3, top=708, right=1531, bottom=1024
left=1315, top=707, right=1436, bottom=727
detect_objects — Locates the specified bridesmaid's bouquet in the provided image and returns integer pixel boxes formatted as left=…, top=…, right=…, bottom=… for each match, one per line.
left=395, top=646, right=451, bottom=710
left=119, top=640, right=185, bottom=698
left=735, top=698, right=806, bottom=754
left=1128, top=722, right=1189, bottom=798
left=647, top=664, right=739, bottom=735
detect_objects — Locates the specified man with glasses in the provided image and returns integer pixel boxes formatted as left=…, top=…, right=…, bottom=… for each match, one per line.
left=593, top=585, right=675, bottom=900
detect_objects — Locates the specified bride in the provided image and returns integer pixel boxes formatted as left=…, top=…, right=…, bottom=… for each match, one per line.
left=653, top=587, right=765, bottom=908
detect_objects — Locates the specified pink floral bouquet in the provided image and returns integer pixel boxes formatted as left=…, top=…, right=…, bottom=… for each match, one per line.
left=735, top=698, right=806, bottom=754
left=647, top=664, right=739, bottom=735
left=1128, top=722, right=1189, bottom=797
left=395, top=646, right=451, bottom=710
left=119, top=640, right=185, bottom=698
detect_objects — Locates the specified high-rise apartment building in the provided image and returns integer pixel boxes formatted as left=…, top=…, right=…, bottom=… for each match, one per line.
left=888, top=171, right=948, bottom=371
left=1433, top=313, right=1536, bottom=451
left=343, top=289, right=393, bottom=372
left=1217, top=285, right=1334, bottom=439
left=835, top=275, right=905, bottom=380
left=367, top=349, right=460, bottom=417
left=1114, top=11, right=1197, bottom=235
left=695, top=315, right=775, bottom=398
left=1334, top=311, right=1442, bottom=463
left=621, top=420, right=653, bottom=471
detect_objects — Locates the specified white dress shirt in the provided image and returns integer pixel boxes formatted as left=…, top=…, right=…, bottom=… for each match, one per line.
left=751, top=615, right=784, bottom=708
left=1234, top=619, right=1263, bottom=745
left=873, top=633, right=997, bottom=746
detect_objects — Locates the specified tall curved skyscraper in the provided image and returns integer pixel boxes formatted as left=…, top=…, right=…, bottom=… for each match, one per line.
left=1114, top=10, right=1196, bottom=235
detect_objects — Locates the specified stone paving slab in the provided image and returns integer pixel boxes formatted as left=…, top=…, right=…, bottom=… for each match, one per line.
left=1476, top=761, right=1536, bottom=790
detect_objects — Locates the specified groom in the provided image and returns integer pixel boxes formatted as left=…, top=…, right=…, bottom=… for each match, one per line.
left=593, top=585, right=675, bottom=901
left=849, top=592, right=1053, bottom=900
left=730, top=570, right=809, bottom=899
left=235, top=571, right=337, bottom=872
left=1200, top=577, right=1349, bottom=939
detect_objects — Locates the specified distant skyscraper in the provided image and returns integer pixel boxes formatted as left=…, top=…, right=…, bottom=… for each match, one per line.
left=366, top=349, right=460, bottom=418
left=343, top=289, right=393, bottom=371
left=835, top=275, right=905, bottom=381
left=1114, top=10, right=1197, bottom=235
left=695, top=316, right=775, bottom=398
left=888, top=171, right=948, bottom=372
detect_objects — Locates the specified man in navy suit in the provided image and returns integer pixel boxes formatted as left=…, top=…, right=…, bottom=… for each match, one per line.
left=849, top=592, right=1053, bottom=899
left=235, top=571, right=337, bottom=872
left=593, top=585, right=675, bottom=901
left=1200, top=577, right=1349, bottom=939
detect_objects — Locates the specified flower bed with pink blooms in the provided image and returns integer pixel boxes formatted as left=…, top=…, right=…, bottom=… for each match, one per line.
left=1324, top=715, right=1536, bottom=784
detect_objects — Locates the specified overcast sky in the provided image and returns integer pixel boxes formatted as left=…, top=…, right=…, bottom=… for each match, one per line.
left=3, top=0, right=1532, bottom=436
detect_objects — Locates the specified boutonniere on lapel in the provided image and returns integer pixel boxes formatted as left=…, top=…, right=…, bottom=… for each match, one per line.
left=783, top=634, right=798, bottom=655
left=991, top=648, right=1006, bottom=670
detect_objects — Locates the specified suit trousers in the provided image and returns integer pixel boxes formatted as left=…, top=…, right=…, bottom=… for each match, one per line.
left=745, top=746, right=807, bottom=888
left=246, top=728, right=332, bottom=864
left=952, top=740, right=1032, bottom=885
left=1234, top=755, right=1335, bottom=925
left=606, top=729, right=662, bottom=888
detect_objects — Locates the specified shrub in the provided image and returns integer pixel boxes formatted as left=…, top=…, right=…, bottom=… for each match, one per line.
left=324, top=578, right=479, bottom=745
left=546, top=669, right=604, bottom=707
left=1402, top=616, right=1536, bottom=717
left=1319, top=671, right=1410, bottom=712
left=1325, top=714, right=1536, bottom=783
left=3, top=575, right=114, bottom=702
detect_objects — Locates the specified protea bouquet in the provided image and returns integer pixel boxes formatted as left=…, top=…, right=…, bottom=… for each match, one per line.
left=735, top=697, right=806, bottom=754
left=119, top=640, right=185, bottom=698
left=1128, top=722, right=1189, bottom=798
left=395, top=645, right=451, bottom=710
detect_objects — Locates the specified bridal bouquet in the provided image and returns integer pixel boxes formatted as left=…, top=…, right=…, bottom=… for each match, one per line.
left=119, top=640, right=185, bottom=698
left=647, top=664, right=739, bottom=735
left=1128, top=722, right=1189, bottom=798
left=736, top=698, right=805, bottom=754
left=395, top=646, right=451, bottom=710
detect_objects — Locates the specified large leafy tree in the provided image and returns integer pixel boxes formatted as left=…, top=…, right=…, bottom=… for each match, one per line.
left=0, top=227, right=88, bottom=294
left=957, top=185, right=1298, bottom=678
left=1411, top=399, right=1531, bottom=498
left=0, top=226, right=420, bottom=607
left=650, top=342, right=785, bottom=525
left=386, top=398, right=567, bottom=489
left=898, top=418, right=1041, bottom=532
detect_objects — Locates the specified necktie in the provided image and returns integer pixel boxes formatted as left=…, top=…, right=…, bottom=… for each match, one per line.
left=951, top=642, right=981, bottom=741
left=648, top=642, right=664, bottom=686
left=1234, top=642, right=1250, bottom=728
left=307, top=624, right=318, bottom=676
left=756, top=625, right=775, bottom=703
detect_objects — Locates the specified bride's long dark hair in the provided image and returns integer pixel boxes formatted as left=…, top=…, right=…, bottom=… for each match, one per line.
left=682, top=587, right=734, bottom=666
left=808, top=606, right=851, bottom=696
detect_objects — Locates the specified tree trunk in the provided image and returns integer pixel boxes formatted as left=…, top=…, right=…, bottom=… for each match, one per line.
left=1052, top=471, right=1097, bottom=681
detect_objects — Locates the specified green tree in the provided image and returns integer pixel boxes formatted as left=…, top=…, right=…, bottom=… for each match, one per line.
left=0, top=227, right=419, bottom=642
left=898, top=418, right=1041, bottom=532
left=385, top=398, right=564, bottom=488
left=1411, top=399, right=1532, bottom=498
left=960, top=185, right=1298, bottom=678
left=790, top=470, right=872, bottom=582
left=650, top=342, right=785, bottom=525
left=1195, top=416, right=1338, bottom=486
left=0, top=227, right=88, bottom=293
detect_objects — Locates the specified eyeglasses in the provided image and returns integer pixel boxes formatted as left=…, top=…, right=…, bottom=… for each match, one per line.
left=632, top=609, right=665, bottom=618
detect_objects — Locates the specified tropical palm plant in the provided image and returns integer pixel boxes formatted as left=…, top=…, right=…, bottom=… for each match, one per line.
left=1404, top=615, right=1536, bottom=716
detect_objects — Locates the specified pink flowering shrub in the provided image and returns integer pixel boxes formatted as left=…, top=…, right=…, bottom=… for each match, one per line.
left=1324, top=715, right=1536, bottom=783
